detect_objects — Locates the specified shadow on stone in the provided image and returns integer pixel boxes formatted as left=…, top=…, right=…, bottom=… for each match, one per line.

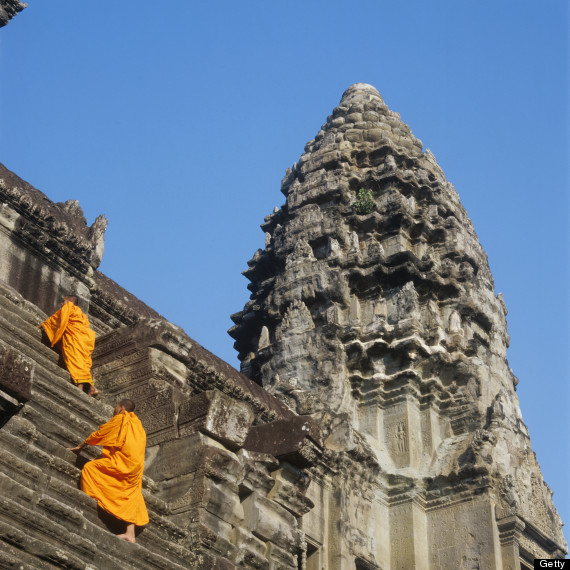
left=72, top=453, right=95, bottom=474
left=97, top=506, right=144, bottom=539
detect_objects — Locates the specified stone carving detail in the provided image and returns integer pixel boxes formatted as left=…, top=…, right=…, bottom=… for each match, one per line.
left=0, top=79, right=565, bottom=569
left=448, top=309, right=462, bottom=334
left=395, top=421, right=408, bottom=454
left=285, top=240, right=315, bottom=268
left=0, top=341, right=33, bottom=403
left=231, top=83, right=567, bottom=566
left=328, top=237, right=342, bottom=259
left=281, top=300, right=314, bottom=334
left=499, top=475, right=520, bottom=516
left=366, top=239, right=384, bottom=259
left=348, top=231, right=360, bottom=254
left=88, top=214, right=109, bottom=267
left=258, top=326, right=270, bottom=350
left=0, top=0, right=26, bottom=28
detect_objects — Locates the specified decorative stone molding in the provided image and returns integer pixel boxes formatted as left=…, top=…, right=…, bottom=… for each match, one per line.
left=231, top=83, right=567, bottom=566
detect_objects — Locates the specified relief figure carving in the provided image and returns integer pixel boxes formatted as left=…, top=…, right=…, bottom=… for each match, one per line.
left=396, top=421, right=408, bottom=453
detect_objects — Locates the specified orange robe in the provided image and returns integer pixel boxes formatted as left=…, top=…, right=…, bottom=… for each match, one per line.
left=41, top=301, right=95, bottom=384
left=81, top=411, right=149, bottom=526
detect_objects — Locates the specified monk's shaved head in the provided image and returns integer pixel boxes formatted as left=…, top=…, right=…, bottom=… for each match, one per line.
left=63, top=295, right=78, bottom=305
left=119, top=398, right=135, bottom=412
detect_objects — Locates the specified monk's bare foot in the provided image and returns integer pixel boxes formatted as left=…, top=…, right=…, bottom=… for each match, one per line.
left=88, top=385, right=99, bottom=397
left=118, top=524, right=136, bottom=542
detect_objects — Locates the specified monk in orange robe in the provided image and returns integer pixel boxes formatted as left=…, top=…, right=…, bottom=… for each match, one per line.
left=40, top=295, right=98, bottom=396
left=68, top=399, right=149, bottom=542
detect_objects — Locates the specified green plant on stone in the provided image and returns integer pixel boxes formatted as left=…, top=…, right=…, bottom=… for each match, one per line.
left=354, top=188, right=375, bottom=215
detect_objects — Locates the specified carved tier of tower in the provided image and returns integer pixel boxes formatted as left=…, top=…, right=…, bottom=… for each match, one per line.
left=230, top=83, right=566, bottom=567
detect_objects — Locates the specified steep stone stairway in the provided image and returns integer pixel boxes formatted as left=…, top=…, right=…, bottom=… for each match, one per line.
left=0, top=284, right=197, bottom=569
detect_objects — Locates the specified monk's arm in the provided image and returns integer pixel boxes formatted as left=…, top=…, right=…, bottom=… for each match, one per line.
left=67, top=414, right=126, bottom=453
left=67, top=441, right=88, bottom=454
left=84, top=414, right=125, bottom=446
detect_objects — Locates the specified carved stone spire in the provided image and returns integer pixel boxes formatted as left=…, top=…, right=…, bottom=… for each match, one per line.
left=230, top=83, right=566, bottom=563
left=230, top=82, right=502, bottom=415
left=0, top=0, right=26, bottom=28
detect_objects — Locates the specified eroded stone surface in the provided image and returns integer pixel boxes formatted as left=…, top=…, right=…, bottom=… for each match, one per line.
left=0, top=81, right=565, bottom=568
left=0, top=161, right=319, bottom=569
left=0, top=0, right=25, bottom=28
left=0, top=341, right=33, bottom=402
left=231, top=83, right=567, bottom=567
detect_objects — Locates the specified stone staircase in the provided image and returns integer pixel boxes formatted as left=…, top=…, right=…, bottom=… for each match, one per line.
left=0, top=285, right=198, bottom=569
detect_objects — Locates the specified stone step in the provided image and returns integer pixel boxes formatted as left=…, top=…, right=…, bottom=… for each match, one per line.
left=0, top=447, right=194, bottom=569
left=0, top=411, right=174, bottom=519
left=0, top=432, right=176, bottom=541
left=0, top=281, right=49, bottom=331
left=0, top=286, right=113, bottom=422
left=0, top=529, right=75, bottom=570
left=0, top=284, right=108, bottom=404
left=0, top=491, right=190, bottom=570
left=0, top=288, right=198, bottom=568
left=0, top=491, right=99, bottom=570
left=0, top=425, right=179, bottom=519
left=0, top=286, right=115, bottom=436
left=20, top=386, right=108, bottom=448
left=0, top=430, right=96, bottom=508
left=3, top=405, right=103, bottom=468
left=0, top=289, right=66, bottom=371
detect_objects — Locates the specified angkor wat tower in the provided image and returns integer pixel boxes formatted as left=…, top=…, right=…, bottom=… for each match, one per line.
left=230, top=84, right=566, bottom=568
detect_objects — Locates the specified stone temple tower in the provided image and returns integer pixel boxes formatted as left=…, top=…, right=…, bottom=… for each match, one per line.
left=230, top=84, right=566, bottom=568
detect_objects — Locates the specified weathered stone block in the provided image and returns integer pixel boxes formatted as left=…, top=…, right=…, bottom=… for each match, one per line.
left=265, top=541, right=296, bottom=569
left=364, top=128, right=384, bottom=142
left=242, top=492, right=300, bottom=552
left=243, top=416, right=322, bottom=468
left=203, top=479, right=244, bottom=527
left=146, top=432, right=244, bottom=486
left=179, top=389, right=254, bottom=450
left=345, top=129, right=363, bottom=142
left=0, top=341, right=33, bottom=402
left=195, top=551, right=238, bottom=570
left=238, top=449, right=278, bottom=496
left=267, top=467, right=313, bottom=517
left=232, top=527, right=269, bottom=569
left=183, top=507, right=242, bottom=564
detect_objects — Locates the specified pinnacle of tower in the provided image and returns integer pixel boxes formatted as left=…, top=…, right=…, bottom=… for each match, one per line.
left=341, top=82, right=382, bottom=98
left=230, top=83, right=567, bottom=552
left=231, top=82, right=500, bottom=415
left=229, top=84, right=565, bottom=549
left=321, top=81, right=419, bottom=147
left=336, top=82, right=386, bottom=113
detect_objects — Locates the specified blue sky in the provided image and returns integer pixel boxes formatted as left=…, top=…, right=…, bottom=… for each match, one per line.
left=1, top=1, right=568, bottom=539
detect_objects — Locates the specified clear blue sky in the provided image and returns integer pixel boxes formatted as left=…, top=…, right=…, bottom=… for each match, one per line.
left=1, top=1, right=568, bottom=540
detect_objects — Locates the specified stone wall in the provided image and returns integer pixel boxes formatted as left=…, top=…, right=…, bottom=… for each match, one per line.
left=0, top=0, right=25, bottom=28
left=0, top=163, right=321, bottom=569
left=230, top=83, right=567, bottom=568
left=0, top=83, right=566, bottom=569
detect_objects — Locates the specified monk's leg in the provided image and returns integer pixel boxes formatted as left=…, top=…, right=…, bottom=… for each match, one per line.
left=62, top=342, right=98, bottom=396
left=117, top=523, right=136, bottom=543
left=76, top=382, right=99, bottom=397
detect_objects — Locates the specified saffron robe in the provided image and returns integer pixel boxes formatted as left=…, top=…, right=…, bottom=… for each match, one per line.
left=41, top=301, right=95, bottom=384
left=81, top=411, right=149, bottom=526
